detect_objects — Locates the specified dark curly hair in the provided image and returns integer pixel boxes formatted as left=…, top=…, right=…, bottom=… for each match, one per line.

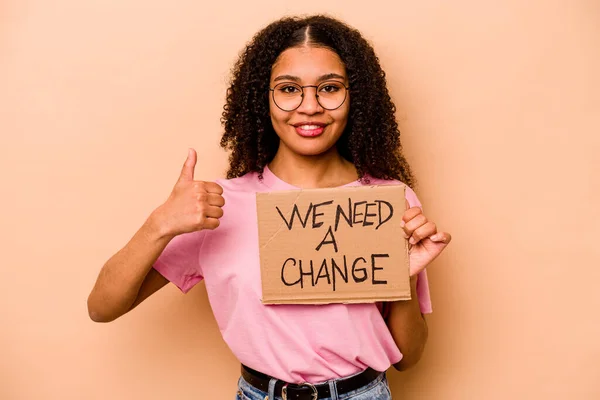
left=220, top=14, right=415, bottom=187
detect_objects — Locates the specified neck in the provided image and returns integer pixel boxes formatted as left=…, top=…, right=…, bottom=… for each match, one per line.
left=268, top=146, right=358, bottom=189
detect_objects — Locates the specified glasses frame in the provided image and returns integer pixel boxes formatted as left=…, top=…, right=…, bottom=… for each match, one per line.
left=268, top=81, right=350, bottom=112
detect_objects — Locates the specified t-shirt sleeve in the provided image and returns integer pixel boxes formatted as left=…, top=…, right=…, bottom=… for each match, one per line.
left=153, top=231, right=205, bottom=293
left=405, top=185, right=433, bottom=314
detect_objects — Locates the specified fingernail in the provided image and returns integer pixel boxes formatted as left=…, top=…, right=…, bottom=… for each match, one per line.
left=409, top=237, right=416, bottom=245
left=430, top=234, right=439, bottom=241
left=400, top=221, right=405, bottom=228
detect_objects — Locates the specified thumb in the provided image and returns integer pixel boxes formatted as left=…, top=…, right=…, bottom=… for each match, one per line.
left=178, top=148, right=197, bottom=182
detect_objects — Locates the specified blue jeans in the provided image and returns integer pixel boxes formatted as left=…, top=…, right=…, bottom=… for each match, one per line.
left=235, top=371, right=392, bottom=400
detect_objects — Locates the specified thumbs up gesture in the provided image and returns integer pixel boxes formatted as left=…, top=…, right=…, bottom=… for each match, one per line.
left=153, top=149, right=225, bottom=238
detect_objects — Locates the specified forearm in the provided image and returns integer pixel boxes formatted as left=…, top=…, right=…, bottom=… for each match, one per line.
left=87, top=211, right=173, bottom=322
left=386, top=276, right=428, bottom=371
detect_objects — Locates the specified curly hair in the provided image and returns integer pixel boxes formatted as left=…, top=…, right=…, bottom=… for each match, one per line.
left=220, top=14, right=416, bottom=187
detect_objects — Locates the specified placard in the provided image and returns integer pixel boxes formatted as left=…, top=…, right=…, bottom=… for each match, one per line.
left=256, top=185, right=410, bottom=304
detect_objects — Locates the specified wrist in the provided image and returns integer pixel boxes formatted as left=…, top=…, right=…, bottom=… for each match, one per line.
left=145, top=207, right=175, bottom=241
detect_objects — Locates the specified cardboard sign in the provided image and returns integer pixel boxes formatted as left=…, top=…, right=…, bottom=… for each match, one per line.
left=256, top=185, right=410, bottom=305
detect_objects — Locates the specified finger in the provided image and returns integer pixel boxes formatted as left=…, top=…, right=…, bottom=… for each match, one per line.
left=204, top=205, right=224, bottom=219
left=202, top=217, right=221, bottom=230
left=207, top=193, right=225, bottom=207
left=430, top=232, right=452, bottom=244
left=400, top=207, right=422, bottom=227
left=203, top=181, right=224, bottom=195
left=409, top=221, right=437, bottom=245
left=402, top=213, right=427, bottom=237
left=178, top=148, right=197, bottom=182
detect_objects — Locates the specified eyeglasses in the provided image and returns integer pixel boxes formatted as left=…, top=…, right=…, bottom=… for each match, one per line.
left=269, top=81, right=349, bottom=112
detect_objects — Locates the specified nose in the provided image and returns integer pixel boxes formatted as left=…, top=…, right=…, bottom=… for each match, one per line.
left=296, top=87, right=323, bottom=114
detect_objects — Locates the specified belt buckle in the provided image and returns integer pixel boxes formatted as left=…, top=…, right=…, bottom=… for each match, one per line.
left=281, top=382, right=318, bottom=400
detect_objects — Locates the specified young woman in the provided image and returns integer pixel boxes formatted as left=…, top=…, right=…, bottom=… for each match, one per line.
left=88, top=15, right=451, bottom=400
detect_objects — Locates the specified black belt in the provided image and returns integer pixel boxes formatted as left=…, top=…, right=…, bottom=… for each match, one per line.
left=240, top=364, right=382, bottom=400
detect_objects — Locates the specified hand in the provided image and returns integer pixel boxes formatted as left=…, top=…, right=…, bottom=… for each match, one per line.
left=152, top=149, right=225, bottom=238
left=401, top=204, right=451, bottom=276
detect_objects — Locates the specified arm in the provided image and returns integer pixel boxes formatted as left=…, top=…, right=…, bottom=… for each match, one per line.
left=387, top=204, right=451, bottom=370
left=87, top=149, right=224, bottom=323
left=386, top=276, right=428, bottom=371
left=87, top=214, right=172, bottom=323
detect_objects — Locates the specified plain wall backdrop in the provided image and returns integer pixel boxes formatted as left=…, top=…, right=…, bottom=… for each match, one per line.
left=1, top=1, right=599, bottom=399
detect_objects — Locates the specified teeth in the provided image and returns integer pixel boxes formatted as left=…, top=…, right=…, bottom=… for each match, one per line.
left=299, top=125, right=321, bottom=130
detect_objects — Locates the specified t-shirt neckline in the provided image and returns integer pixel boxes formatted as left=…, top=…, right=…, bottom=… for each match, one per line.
left=261, top=164, right=362, bottom=190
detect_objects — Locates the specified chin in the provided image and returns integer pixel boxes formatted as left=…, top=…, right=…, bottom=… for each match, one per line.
left=287, top=141, right=337, bottom=157
left=278, top=132, right=339, bottom=156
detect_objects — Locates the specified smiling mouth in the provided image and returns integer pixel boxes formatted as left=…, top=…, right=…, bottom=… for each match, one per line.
left=294, top=124, right=325, bottom=137
left=292, top=122, right=328, bottom=137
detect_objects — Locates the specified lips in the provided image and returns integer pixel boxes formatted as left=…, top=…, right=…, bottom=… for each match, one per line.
left=293, top=122, right=327, bottom=137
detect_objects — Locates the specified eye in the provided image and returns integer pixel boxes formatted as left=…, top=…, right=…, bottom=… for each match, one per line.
left=319, top=82, right=343, bottom=93
left=277, top=84, right=301, bottom=94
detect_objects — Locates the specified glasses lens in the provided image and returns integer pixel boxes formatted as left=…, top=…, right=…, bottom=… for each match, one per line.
left=273, top=83, right=303, bottom=111
left=272, top=81, right=348, bottom=111
left=316, top=81, right=347, bottom=110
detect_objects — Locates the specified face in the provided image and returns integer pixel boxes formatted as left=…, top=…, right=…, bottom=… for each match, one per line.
left=269, top=46, right=350, bottom=158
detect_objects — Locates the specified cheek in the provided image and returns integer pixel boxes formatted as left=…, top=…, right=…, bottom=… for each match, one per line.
left=268, top=96, right=275, bottom=115
left=270, top=110, right=286, bottom=126
left=269, top=98, right=282, bottom=121
left=268, top=103, right=289, bottom=134
left=333, top=106, right=350, bottom=128
left=334, top=96, right=350, bottom=125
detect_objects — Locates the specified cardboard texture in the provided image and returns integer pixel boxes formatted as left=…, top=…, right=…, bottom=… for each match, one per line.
left=256, top=185, right=410, bottom=305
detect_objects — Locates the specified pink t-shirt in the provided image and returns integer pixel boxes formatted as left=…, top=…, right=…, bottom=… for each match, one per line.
left=153, top=166, right=432, bottom=383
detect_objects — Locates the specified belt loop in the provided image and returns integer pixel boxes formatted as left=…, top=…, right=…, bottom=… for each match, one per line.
left=328, top=379, right=339, bottom=400
left=267, top=378, right=277, bottom=400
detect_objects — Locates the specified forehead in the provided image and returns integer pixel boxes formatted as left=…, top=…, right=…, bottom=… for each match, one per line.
left=271, top=46, right=346, bottom=81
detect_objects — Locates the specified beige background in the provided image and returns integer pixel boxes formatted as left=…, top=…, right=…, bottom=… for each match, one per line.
left=1, top=1, right=599, bottom=399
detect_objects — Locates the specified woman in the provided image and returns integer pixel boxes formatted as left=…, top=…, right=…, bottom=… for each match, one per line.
left=88, top=15, right=451, bottom=400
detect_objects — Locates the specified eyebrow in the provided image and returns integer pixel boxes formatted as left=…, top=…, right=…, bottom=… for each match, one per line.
left=273, top=73, right=346, bottom=83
